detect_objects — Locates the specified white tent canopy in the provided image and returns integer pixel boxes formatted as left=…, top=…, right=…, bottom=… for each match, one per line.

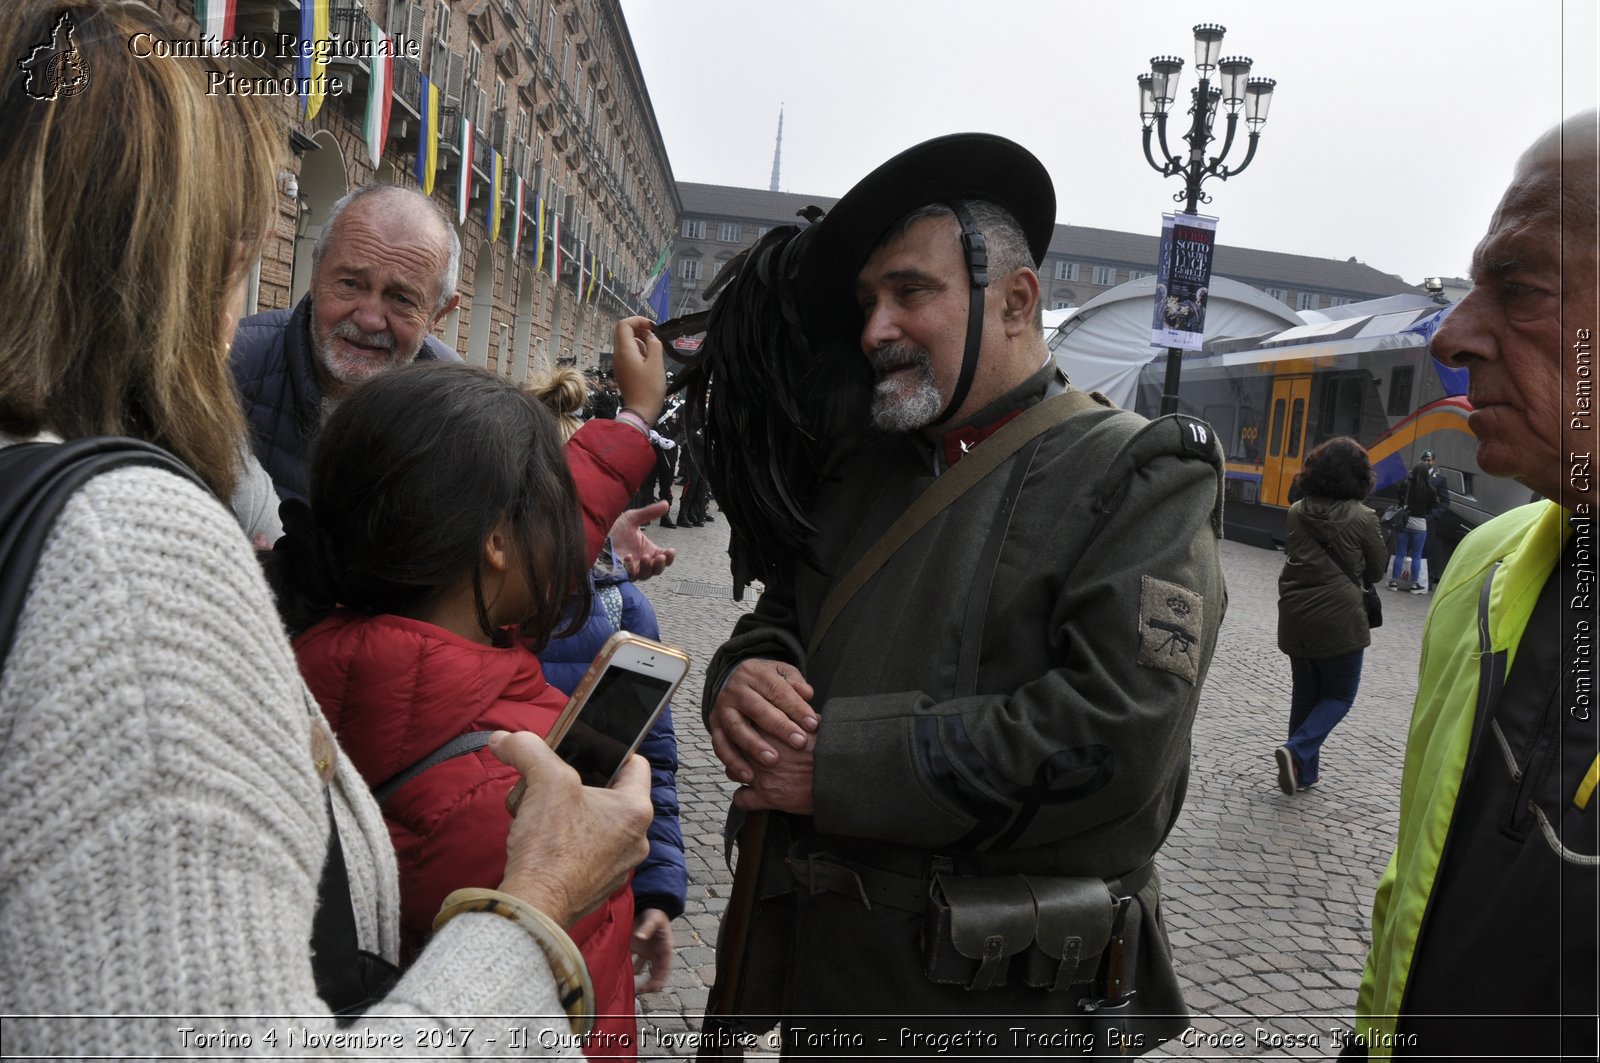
left=1048, top=276, right=1301, bottom=409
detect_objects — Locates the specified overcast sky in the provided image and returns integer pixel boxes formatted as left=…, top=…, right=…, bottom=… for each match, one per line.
left=620, top=0, right=1596, bottom=286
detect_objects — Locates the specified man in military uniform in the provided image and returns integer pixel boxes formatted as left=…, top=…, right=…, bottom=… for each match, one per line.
left=703, top=134, right=1227, bottom=1056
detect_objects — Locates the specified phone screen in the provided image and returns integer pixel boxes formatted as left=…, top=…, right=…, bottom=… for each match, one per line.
left=556, top=667, right=673, bottom=786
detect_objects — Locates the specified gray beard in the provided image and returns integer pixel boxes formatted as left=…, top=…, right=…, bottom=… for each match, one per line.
left=868, top=344, right=942, bottom=432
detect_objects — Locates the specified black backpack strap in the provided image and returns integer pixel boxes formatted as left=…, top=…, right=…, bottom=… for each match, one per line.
left=311, top=789, right=399, bottom=1021
left=372, top=731, right=495, bottom=805
left=0, top=437, right=207, bottom=670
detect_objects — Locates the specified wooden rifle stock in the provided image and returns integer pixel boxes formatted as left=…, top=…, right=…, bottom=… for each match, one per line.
left=697, top=809, right=770, bottom=1060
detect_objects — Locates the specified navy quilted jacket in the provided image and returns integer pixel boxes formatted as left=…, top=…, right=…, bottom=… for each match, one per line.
left=540, top=562, right=688, bottom=920
left=230, top=296, right=460, bottom=504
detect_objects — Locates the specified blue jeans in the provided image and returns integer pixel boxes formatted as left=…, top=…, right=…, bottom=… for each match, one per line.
left=1391, top=527, right=1427, bottom=582
left=1286, top=650, right=1364, bottom=785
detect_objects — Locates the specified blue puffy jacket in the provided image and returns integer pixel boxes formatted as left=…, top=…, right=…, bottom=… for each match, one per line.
left=540, top=561, right=687, bottom=919
left=229, top=296, right=459, bottom=504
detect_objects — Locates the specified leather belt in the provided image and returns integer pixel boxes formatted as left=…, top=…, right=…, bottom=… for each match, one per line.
left=786, top=849, right=1156, bottom=913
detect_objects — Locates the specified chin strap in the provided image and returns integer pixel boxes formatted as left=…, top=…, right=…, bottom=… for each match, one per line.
left=931, top=201, right=988, bottom=427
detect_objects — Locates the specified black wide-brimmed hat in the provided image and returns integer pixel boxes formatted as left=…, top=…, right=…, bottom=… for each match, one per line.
left=797, top=132, right=1056, bottom=344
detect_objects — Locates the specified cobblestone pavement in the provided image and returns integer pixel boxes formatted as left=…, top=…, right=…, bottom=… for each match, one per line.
left=631, top=503, right=1432, bottom=1059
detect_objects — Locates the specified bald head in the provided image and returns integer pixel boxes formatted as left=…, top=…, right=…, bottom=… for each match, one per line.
left=314, top=185, right=460, bottom=312
left=1516, top=109, right=1598, bottom=237
left=1428, top=109, right=1598, bottom=506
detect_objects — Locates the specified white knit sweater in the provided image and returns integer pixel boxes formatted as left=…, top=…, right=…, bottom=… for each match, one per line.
left=0, top=457, right=580, bottom=1057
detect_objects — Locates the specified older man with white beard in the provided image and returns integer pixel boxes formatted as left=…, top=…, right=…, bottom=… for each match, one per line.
left=230, top=185, right=462, bottom=507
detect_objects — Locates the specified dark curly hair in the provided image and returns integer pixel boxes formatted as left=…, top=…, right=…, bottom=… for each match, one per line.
left=1296, top=436, right=1374, bottom=501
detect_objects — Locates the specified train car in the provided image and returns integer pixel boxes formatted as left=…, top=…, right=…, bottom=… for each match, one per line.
left=1128, top=297, right=1532, bottom=551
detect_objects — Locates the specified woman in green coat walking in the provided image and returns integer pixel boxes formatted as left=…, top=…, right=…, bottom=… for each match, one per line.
left=1275, top=437, right=1388, bottom=794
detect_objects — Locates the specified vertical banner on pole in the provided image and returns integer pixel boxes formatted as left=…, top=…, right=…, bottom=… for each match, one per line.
left=455, top=118, right=474, bottom=225
left=510, top=174, right=524, bottom=258
left=415, top=76, right=439, bottom=195
left=1150, top=212, right=1217, bottom=351
left=363, top=21, right=393, bottom=168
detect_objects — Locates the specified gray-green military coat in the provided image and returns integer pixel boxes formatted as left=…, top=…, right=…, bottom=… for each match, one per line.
left=704, top=366, right=1227, bottom=1053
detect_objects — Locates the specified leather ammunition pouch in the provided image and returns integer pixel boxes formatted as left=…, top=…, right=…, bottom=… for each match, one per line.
left=923, top=871, right=1133, bottom=993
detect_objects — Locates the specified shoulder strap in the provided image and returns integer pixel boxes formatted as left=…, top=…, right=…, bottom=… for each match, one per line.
left=808, top=388, right=1107, bottom=656
left=1087, top=413, right=1225, bottom=541
left=1308, top=531, right=1364, bottom=589
left=371, top=731, right=495, bottom=805
left=0, top=437, right=206, bottom=671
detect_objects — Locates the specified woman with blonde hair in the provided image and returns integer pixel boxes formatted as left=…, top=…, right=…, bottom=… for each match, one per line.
left=0, top=0, right=650, bottom=1052
left=532, top=365, right=591, bottom=442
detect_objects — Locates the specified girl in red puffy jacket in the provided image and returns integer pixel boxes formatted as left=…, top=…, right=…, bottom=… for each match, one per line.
left=267, top=320, right=666, bottom=1059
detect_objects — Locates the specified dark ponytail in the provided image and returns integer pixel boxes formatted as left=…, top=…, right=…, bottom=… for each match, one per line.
left=262, top=499, right=346, bottom=637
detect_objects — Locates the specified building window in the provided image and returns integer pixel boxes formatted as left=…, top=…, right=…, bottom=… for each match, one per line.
left=679, top=258, right=702, bottom=282
left=1091, top=266, right=1115, bottom=286
left=717, top=222, right=741, bottom=243
left=1053, top=297, right=1074, bottom=310
left=1054, top=260, right=1078, bottom=282
left=682, top=219, right=705, bottom=239
left=1329, top=296, right=1353, bottom=307
left=755, top=226, right=769, bottom=238
left=1128, top=270, right=1153, bottom=281
left=1296, top=292, right=1318, bottom=311
left=1265, top=287, right=1289, bottom=304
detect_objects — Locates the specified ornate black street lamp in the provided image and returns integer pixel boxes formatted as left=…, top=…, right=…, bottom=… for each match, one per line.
left=1138, top=23, right=1276, bottom=414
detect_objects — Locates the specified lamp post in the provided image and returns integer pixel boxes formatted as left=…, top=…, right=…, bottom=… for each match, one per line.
left=1139, top=23, right=1276, bottom=415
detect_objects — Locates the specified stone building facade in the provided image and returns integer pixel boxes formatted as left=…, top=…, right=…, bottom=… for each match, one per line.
left=152, top=0, right=678, bottom=379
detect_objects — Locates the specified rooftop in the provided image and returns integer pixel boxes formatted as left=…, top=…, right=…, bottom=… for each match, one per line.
left=679, top=181, right=1416, bottom=299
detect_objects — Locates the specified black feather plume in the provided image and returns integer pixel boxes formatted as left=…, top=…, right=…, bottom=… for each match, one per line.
left=664, top=213, right=871, bottom=599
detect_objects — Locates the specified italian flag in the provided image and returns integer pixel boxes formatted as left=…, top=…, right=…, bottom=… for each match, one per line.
left=455, top=117, right=474, bottom=225
left=363, top=20, right=393, bottom=168
left=194, top=0, right=236, bottom=41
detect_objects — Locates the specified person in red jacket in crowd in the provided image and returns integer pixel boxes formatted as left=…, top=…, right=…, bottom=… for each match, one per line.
left=267, top=318, right=666, bottom=1059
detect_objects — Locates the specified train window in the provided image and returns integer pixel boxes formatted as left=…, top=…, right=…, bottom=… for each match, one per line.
left=1288, top=398, right=1306, bottom=457
left=1318, top=375, right=1364, bottom=442
left=1388, top=366, right=1414, bottom=416
left=1269, top=398, right=1285, bottom=457
left=1203, top=405, right=1235, bottom=458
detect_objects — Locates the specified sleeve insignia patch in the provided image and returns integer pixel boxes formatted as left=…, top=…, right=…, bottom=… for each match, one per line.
left=1137, top=575, right=1203, bottom=684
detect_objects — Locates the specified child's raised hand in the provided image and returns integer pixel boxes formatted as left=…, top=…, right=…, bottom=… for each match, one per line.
left=612, top=316, right=666, bottom=427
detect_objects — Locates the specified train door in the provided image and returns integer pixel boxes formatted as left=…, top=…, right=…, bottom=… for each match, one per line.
left=1261, top=375, right=1312, bottom=507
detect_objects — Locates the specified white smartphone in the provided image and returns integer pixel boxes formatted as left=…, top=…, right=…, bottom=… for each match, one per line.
left=545, top=631, right=690, bottom=788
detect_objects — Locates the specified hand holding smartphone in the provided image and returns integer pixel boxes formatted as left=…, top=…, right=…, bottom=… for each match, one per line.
left=507, top=632, right=690, bottom=811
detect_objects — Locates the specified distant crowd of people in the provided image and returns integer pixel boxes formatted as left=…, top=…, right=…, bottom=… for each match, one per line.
left=0, top=2, right=1592, bottom=1059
